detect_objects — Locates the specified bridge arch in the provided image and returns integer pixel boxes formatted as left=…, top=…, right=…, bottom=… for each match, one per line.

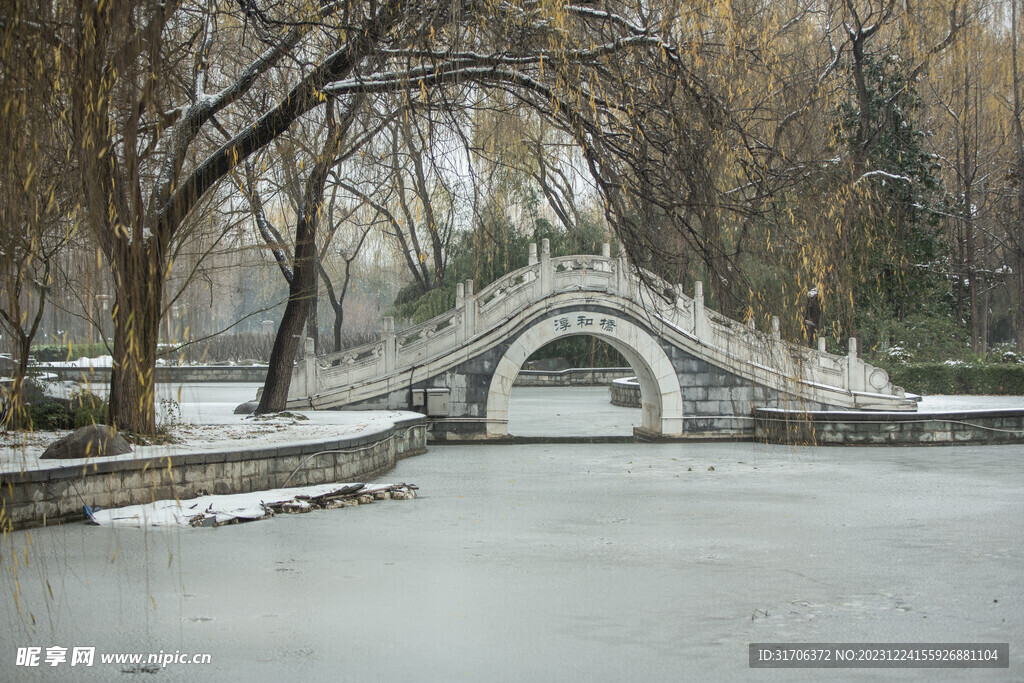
left=485, top=311, right=683, bottom=437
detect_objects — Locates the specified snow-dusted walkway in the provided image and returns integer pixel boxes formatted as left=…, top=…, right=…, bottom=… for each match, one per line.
left=0, top=382, right=422, bottom=474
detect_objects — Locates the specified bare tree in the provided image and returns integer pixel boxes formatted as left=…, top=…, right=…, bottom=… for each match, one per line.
left=0, top=1, right=74, bottom=428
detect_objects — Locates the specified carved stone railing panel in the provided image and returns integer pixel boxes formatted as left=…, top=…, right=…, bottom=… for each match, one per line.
left=317, top=339, right=384, bottom=369
left=316, top=342, right=385, bottom=390
left=397, top=309, right=460, bottom=348
left=397, top=318, right=460, bottom=366
left=477, top=266, right=539, bottom=311
left=550, top=254, right=612, bottom=273
left=552, top=268, right=614, bottom=294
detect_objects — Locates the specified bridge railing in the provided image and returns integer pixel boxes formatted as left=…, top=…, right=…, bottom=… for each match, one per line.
left=395, top=308, right=463, bottom=367
left=290, top=238, right=903, bottom=404
left=476, top=264, right=541, bottom=329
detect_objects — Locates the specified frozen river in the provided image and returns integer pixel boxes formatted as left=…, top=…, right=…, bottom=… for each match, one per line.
left=0, top=387, right=1021, bottom=681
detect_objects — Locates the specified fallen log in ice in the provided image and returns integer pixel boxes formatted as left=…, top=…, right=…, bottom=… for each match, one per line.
left=85, top=482, right=418, bottom=528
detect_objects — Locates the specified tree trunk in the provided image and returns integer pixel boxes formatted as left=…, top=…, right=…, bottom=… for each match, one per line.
left=1017, top=253, right=1024, bottom=354
left=1014, top=0, right=1024, bottom=353
left=333, top=309, right=343, bottom=352
left=319, top=263, right=348, bottom=353
left=256, top=141, right=334, bottom=413
left=257, top=289, right=312, bottom=413
left=307, top=283, right=320, bottom=356
left=965, top=187, right=982, bottom=354
left=107, top=247, right=163, bottom=434
left=2, top=263, right=50, bottom=430
left=9, top=335, right=31, bottom=430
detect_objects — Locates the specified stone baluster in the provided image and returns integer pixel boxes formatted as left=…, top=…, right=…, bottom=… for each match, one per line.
left=291, top=336, right=317, bottom=400
left=303, top=337, right=316, bottom=398
left=455, top=283, right=466, bottom=343
left=817, top=337, right=826, bottom=353
left=382, top=317, right=396, bottom=373
left=463, top=279, right=476, bottom=339
left=693, top=281, right=707, bottom=339
left=528, top=242, right=538, bottom=266
left=540, top=238, right=552, bottom=296
left=846, top=337, right=864, bottom=392
left=599, top=242, right=611, bottom=276
left=770, top=316, right=781, bottom=340
left=613, top=247, right=627, bottom=295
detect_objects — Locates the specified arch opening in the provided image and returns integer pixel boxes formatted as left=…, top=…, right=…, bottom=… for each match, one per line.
left=486, top=312, right=683, bottom=438
left=509, top=337, right=637, bottom=437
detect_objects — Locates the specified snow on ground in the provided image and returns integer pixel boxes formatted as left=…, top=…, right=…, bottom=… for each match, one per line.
left=87, top=482, right=407, bottom=528
left=0, top=382, right=421, bottom=474
left=40, top=355, right=114, bottom=368
left=917, top=394, right=1024, bottom=411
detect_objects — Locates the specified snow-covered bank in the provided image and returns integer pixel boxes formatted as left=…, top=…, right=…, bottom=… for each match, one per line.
left=87, top=481, right=418, bottom=528
left=1, top=395, right=423, bottom=474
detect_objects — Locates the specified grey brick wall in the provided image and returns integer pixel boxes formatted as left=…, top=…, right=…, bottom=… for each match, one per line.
left=754, top=408, right=1024, bottom=446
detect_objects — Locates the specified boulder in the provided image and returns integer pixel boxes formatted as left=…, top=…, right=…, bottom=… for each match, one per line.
left=41, top=424, right=132, bottom=460
left=233, top=400, right=260, bottom=415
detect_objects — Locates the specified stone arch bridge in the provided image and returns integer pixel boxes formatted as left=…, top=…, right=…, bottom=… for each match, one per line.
left=287, top=241, right=915, bottom=440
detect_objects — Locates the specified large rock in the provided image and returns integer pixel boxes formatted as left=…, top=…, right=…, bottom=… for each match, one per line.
left=233, top=400, right=260, bottom=415
left=41, top=424, right=132, bottom=460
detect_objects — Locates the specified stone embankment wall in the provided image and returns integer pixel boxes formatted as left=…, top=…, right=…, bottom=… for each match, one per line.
left=754, top=408, right=1024, bottom=446
left=0, top=417, right=427, bottom=531
left=609, top=377, right=640, bottom=407
left=38, top=365, right=269, bottom=384
left=513, top=368, right=633, bottom=387
left=40, top=364, right=630, bottom=387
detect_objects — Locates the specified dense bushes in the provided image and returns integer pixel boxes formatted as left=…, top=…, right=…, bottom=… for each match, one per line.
left=23, top=387, right=108, bottom=431
left=886, top=364, right=1024, bottom=396
left=30, top=343, right=110, bottom=362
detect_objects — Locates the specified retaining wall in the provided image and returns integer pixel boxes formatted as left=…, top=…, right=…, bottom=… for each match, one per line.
left=609, top=377, right=640, bottom=407
left=38, top=364, right=631, bottom=387
left=35, top=365, right=269, bottom=384
left=754, top=408, right=1024, bottom=446
left=0, top=416, right=427, bottom=531
left=513, top=368, right=633, bottom=387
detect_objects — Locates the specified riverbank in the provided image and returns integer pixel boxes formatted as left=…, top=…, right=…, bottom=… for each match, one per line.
left=0, top=384, right=427, bottom=530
